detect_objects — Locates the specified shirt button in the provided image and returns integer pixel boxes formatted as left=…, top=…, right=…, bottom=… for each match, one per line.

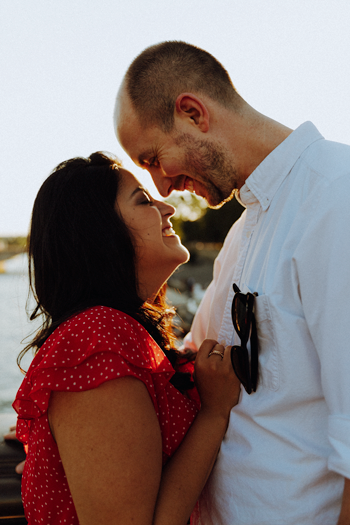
left=246, top=231, right=251, bottom=238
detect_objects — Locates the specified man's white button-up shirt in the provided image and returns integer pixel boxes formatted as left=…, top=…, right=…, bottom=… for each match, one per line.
left=186, top=122, right=350, bottom=524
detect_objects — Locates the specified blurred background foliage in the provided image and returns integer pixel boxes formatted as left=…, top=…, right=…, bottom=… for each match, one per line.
left=166, top=192, right=245, bottom=244
left=165, top=192, right=245, bottom=334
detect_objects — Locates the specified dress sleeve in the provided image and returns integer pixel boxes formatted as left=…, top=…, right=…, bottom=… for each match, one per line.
left=13, top=306, right=174, bottom=444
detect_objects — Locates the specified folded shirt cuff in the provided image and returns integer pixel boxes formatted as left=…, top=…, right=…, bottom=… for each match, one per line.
left=328, top=415, right=350, bottom=479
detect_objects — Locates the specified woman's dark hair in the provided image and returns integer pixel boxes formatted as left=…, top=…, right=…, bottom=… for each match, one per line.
left=19, top=152, right=193, bottom=391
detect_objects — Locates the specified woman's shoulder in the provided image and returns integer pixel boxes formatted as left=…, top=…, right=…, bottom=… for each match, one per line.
left=35, top=305, right=165, bottom=370
left=13, top=306, right=175, bottom=441
left=44, top=306, right=150, bottom=350
left=59, top=306, right=149, bottom=339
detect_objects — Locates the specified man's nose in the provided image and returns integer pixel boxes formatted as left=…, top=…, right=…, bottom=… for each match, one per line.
left=148, top=167, right=173, bottom=198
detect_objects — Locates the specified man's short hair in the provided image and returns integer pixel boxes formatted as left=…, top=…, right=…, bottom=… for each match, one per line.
left=124, top=41, right=241, bottom=132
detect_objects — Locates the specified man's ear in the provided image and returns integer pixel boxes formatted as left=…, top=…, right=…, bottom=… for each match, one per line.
left=175, top=93, right=209, bottom=132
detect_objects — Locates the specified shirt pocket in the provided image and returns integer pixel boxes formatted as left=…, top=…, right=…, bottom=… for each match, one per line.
left=253, top=293, right=280, bottom=392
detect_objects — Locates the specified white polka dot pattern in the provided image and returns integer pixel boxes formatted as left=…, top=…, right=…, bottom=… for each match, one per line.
left=13, top=306, right=199, bottom=524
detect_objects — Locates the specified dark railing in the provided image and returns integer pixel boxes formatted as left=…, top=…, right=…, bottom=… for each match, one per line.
left=0, top=416, right=27, bottom=524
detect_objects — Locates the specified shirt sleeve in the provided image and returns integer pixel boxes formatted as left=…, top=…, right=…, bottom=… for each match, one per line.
left=294, top=174, right=350, bottom=477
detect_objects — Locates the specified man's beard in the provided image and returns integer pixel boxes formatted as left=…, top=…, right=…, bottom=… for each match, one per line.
left=174, top=132, right=239, bottom=208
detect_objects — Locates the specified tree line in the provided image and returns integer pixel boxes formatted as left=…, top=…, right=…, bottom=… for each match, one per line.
left=167, top=193, right=245, bottom=244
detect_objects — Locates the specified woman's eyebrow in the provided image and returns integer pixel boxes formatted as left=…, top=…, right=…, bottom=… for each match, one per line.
left=129, top=186, right=147, bottom=199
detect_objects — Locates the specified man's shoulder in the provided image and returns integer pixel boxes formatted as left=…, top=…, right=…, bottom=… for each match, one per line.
left=300, top=137, right=350, bottom=185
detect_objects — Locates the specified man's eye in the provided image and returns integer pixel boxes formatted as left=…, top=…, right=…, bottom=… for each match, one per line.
left=148, top=157, right=158, bottom=168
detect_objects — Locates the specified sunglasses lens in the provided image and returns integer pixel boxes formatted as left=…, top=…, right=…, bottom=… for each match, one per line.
left=230, top=345, right=252, bottom=395
left=231, top=285, right=259, bottom=394
left=232, top=294, right=251, bottom=343
left=250, top=318, right=258, bottom=392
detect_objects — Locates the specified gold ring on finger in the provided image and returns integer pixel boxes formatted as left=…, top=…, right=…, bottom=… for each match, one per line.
left=208, top=350, right=224, bottom=359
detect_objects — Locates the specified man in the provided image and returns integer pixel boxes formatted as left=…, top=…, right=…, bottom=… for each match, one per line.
left=114, top=41, right=350, bottom=524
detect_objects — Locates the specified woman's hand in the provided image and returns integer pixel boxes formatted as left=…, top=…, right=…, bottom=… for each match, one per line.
left=3, top=425, right=17, bottom=440
left=194, top=339, right=241, bottom=420
left=4, top=425, right=26, bottom=474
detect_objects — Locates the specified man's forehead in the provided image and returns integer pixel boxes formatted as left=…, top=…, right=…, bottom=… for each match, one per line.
left=114, top=84, right=136, bottom=131
left=115, top=90, right=159, bottom=152
left=115, top=89, right=143, bottom=149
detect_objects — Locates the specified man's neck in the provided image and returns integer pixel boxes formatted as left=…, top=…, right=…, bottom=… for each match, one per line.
left=228, top=108, right=293, bottom=183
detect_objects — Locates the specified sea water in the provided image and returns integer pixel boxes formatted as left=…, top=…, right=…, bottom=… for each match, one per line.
left=0, top=254, right=40, bottom=415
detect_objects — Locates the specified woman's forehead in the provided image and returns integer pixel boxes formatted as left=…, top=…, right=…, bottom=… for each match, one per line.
left=119, top=168, right=140, bottom=186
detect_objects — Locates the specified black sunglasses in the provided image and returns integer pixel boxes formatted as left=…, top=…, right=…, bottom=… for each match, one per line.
left=230, top=283, right=259, bottom=395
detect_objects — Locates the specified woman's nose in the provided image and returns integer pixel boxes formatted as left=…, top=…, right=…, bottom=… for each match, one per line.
left=157, top=200, right=175, bottom=217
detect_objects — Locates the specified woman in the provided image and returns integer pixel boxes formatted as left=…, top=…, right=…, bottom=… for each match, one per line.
left=13, top=152, right=240, bottom=525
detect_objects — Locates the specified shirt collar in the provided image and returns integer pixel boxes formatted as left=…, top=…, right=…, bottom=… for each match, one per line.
left=238, top=121, right=324, bottom=210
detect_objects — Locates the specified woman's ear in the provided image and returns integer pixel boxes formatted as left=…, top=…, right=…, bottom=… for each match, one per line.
left=175, top=93, right=209, bottom=133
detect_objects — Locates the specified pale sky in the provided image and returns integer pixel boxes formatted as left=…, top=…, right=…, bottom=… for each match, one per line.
left=1, top=0, right=350, bottom=236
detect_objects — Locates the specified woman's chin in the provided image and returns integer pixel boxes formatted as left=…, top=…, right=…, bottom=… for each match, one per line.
left=175, top=244, right=190, bottom=266
left=169, top=250, right=190, bottom=276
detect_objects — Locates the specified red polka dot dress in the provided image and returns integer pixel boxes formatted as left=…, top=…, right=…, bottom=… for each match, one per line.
left=13, top=306, right=199, bottom=524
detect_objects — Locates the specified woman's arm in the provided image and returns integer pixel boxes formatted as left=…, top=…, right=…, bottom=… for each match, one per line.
left=338, top=478, right=350, bottom=525
left=49, top=376, right=163, bottom=525
left=49, top=340, right=240, bottom=525
left=154, top=340, right=239, bottom=525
